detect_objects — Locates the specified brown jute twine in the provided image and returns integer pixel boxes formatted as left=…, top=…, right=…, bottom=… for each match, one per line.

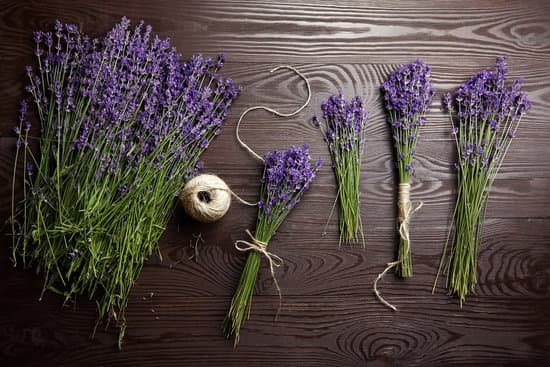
left=235, top=65, right=311, bottom=163
left=373, top=183, right=423, bottom=311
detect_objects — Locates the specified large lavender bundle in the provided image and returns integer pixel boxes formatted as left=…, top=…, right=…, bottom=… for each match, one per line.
left=224, top=145, right=320, bottom=345
left=316, top=93, right=368, bottom=246
left=438, top=56, right=531, bottom=303
left=11, top=18, right=239, bottom=346
left=381, top=60, right=435, bottom=277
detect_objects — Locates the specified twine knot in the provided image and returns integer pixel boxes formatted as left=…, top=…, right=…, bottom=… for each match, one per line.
left=397, top=183, right=423, bottom=243
left=235, top=229, right=283, bottom=315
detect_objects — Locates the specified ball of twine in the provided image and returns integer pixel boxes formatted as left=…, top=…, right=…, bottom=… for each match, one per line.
left=180, top=174, right=232, bottom=223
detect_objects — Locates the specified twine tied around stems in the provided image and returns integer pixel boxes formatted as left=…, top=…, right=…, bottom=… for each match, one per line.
left=235, top=229, right=283, bottom=316
left=398, top=183, right=423, bottom=243
left=373, top=183, right=423, bottom=311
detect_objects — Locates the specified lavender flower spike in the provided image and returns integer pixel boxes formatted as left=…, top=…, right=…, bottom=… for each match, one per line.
left=436, top=56, right=531, bottom=304
left=318, top=92, right=368, bottom=246
left=380, top=59, right=435, bottom=280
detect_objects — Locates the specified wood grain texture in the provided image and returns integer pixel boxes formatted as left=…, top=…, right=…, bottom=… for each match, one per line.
left=1, top=0, right=549, bottom=366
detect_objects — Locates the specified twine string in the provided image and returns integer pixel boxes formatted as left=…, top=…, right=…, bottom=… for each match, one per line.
left=211, top=187, right=257, bottom=207
left=373, top=183, right=423, bottom=311
left=397, top=183, right=424, bottom=243
left=235, top=65, right=312, bottom=163
left=182, top=184, right=257, bottom=207
left=373, top=261, right=399, bottom=311
left=234, top=229, right=283, bottom=316
left=181, top=175, right=258, bottom=223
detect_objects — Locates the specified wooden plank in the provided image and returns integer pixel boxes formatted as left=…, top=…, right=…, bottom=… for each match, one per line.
left=0, top=291, right=548, bottom=366
left=1, top=0, right=550, bottom=64
left=0, top=0, right=549, bottom=365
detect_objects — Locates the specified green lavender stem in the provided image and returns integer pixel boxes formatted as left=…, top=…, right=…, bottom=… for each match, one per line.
left=396, top=176, right=411, bottom=277
left=334, top=148, right=364, bottom=246
left=223, top=251, right=262, bottom=346
left=446, top=164, right=487, bottom=304
left=397, top=236, right=412, bottom=277
left=223, top=211, right=274, bottom=346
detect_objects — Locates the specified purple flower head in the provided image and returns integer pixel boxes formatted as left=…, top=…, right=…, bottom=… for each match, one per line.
left=22, top=17, right=239, bottom=183
left=453, top=56, right=531, bottom=125
left=442, top=92, right=453, bottom=112
left=320, top=93, right=368, bottom=154
left=381, top=59, right=435, bottom=119
left=447, top=56, right=531, bottom=168
left=26, top=162, right=34, bottom=178
left=381, top=60, right=434, bottom=177
left=259, top=145, right=319, bottom=216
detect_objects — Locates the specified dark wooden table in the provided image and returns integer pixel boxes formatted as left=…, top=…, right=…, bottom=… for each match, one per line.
left=1, top=0, right=550, bottom=366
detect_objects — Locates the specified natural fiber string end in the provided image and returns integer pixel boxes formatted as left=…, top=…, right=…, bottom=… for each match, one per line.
left=235, top=65, right=311, bottom=162
left=373, top=261, right=400, bottom=311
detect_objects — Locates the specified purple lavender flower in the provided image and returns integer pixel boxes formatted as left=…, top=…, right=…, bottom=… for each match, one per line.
left=317, top=92, right=367, bottom=245
left=259, top=144, right=318, bottom=218
left=382, top=60, right=435, bottom=117
left=447, top=56, right=531, bottom=170
left=320, top=93, right=368, bottom=154
left=381, top=59, right=435, bottom=178
left=224, top=144, right=319, bottom=344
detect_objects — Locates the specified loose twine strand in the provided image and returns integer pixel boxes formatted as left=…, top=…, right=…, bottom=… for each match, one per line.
left=235, top=65, right=312, bottom=162
left=233, top=65, right=311, bottom=317
left=225, top=188, right=257, bottom=206
left=181, top=180, right=257, bottom=207
left=373, top=183, right=423, bottom=311
left=180, top=174, right=257, bottom=223
left=235, top=229, right=284, bottom=318
left=373, top=261, right=400, bottom=311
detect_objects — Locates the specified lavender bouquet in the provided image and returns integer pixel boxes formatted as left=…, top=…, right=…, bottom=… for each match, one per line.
left=11, top=19, right=239, bottom=346
left=381, top=60, right=435, bottom=277
left=437, top=56, right=531, bottom=303
left=316, top=93, right=368, bottom=246
left=224, top=145, right=320, bottom=345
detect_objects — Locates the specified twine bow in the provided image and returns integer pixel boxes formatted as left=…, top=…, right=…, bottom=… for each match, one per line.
left=235, top=229, right=283, bottom=316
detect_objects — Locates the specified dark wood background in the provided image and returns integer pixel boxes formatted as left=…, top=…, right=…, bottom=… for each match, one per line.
left=1, top=0, right=550, bottom=366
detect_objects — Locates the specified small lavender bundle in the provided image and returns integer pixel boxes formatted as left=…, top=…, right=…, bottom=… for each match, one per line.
left=315, top=93, right=368, bottom=245
left=224, top=145, right=320, bottom=345
left=380, top=60, right=435, bottom=278
left=437, top=56, right=531, bottom=304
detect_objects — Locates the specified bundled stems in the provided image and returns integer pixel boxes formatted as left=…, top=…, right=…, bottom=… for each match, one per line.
left=436, top=56, right=531, bottom=304
left=397, top=182, right=413, bottom=277
left=316, top=93, right=368, bottom=246
left=381, top=60, right=435, bottom=279
left=224, top=146, right=320, bottom=345
left=222, top=207, right=275, bottom=344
